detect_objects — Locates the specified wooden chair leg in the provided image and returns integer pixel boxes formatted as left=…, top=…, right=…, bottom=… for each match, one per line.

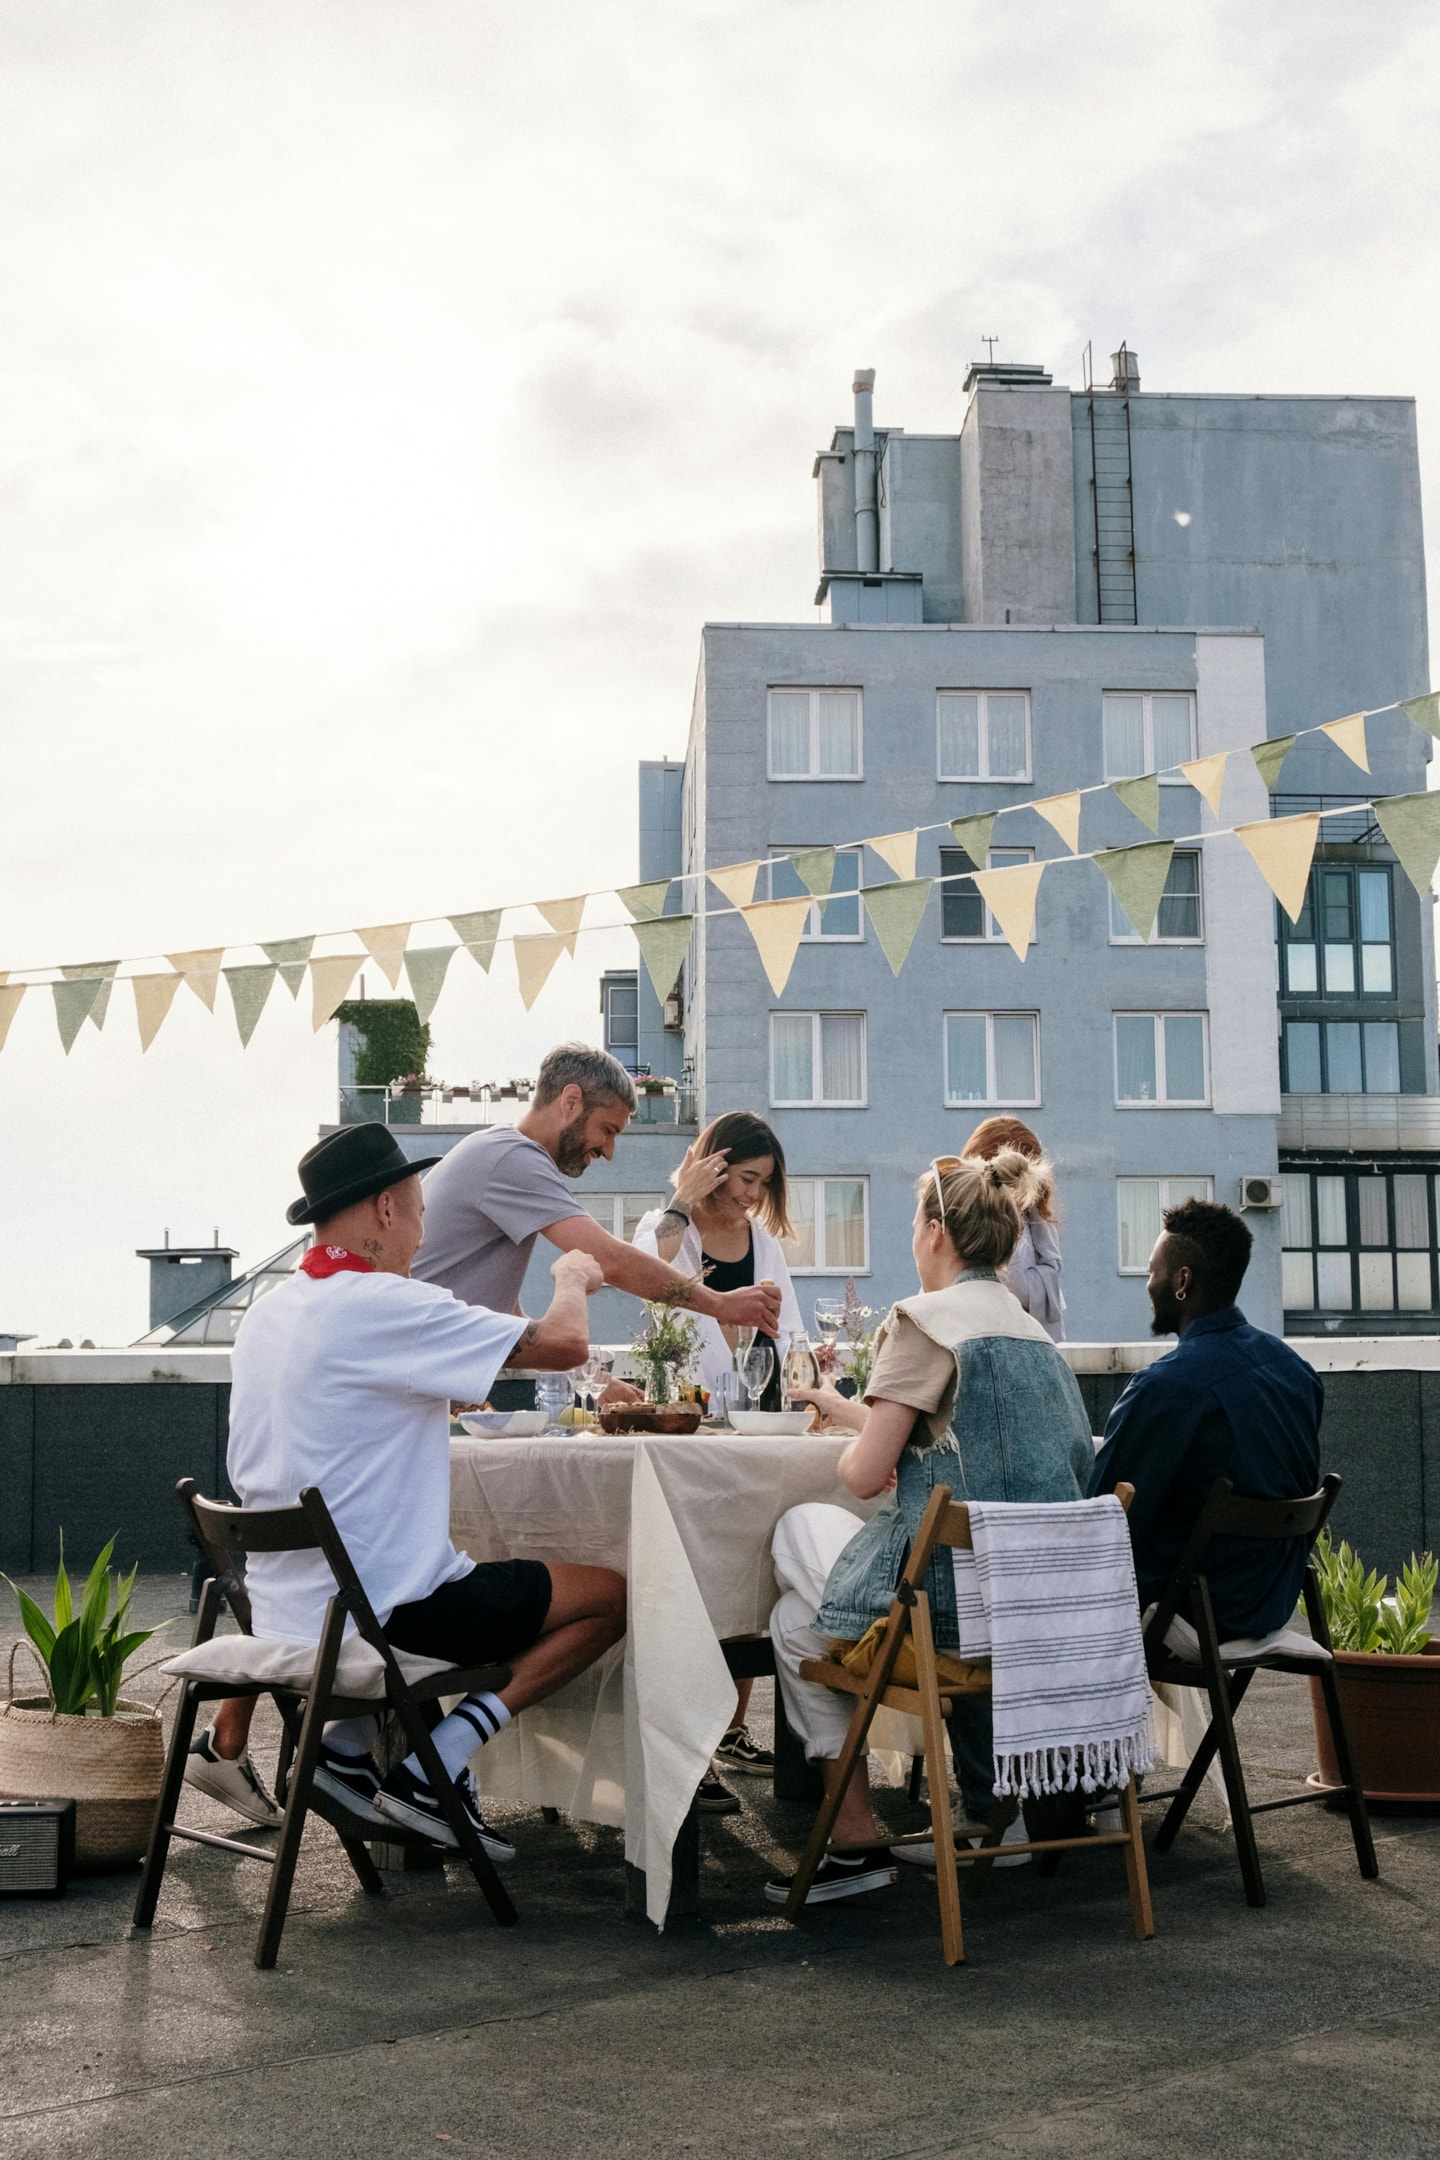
left=1153, top=1666, right=1255, bottom=1851
left=133, top=1682, right=204, bottom=1929
left=907, top=1754, right=924, bottom=1805
left=912, top=1611, right=964, bottom=1965
left=255, top=1685, right=328, bottom=1970
left=1313, top=1657, right=1379, bottom=1880
left=391, top=1693, right=518, bottom=1927
left=1199, top=1645, right=1265, bottom=1907
left=1119, top=1775, right=1155, bottom=1941
left=335, top=1829, right=385, bottom=1895
left=781, top=1698, right=874, bottom=1923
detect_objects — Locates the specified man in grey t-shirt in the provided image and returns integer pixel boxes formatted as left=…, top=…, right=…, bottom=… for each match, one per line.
left=414, top=1042, right=781, bottom=1347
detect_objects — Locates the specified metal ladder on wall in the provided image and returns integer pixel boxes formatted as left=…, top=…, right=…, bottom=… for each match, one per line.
left=1084, top=349, right=1138, bottom=624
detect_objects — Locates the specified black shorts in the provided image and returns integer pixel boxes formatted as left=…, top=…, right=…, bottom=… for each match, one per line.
left=386, top=1560, right=552, bottom=1666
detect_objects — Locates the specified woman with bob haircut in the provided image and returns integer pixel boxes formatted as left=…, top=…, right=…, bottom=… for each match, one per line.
left=962, top=1115, right=1065, bottom=1341
left=762, top=1146, right=1093, bottom=1909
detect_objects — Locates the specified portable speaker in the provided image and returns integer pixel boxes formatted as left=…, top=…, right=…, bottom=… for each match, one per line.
left=0, top=1799, right=76, bottom=1896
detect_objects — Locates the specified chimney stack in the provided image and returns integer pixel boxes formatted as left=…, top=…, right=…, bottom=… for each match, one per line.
left=1109, top=344, right=1140, bottom=394
left=852, top=369, right=878, bottom=574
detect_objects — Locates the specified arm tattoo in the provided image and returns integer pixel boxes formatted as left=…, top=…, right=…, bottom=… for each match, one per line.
left=503, top=1319, right=540, bottom=1368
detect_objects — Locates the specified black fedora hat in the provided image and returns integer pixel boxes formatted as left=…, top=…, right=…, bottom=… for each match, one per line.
left=286, top=1124, right=443, bottom=1226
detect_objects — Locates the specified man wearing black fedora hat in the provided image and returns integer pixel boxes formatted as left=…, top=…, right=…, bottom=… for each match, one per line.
left=185, top=1123, right=626, bottom=1855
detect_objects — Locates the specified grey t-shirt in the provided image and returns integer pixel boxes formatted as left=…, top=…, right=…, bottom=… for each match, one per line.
left=413, top=1128, right=582, bottom=1313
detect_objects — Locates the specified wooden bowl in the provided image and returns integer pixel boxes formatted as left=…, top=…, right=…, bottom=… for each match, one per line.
left=598, top=1404, right=703, bottom=1436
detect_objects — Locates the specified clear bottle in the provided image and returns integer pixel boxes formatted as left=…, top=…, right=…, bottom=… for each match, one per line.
left=781, top=1333, right=819, bottom=1410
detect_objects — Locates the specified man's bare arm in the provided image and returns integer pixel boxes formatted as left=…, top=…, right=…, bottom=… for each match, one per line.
left=502, top=1249, right=600, bottom=1370
left=544, top=1213, right=781, bottom=1333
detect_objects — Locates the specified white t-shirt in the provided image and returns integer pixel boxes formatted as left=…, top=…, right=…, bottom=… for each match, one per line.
left=227, top=1268, right=525, bottom=1643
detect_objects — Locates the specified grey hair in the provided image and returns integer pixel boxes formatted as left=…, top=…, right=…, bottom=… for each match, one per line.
left=533, top=1042, right=638, bottom=1114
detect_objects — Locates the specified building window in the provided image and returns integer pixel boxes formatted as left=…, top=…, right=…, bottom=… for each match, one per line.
left=780, top=1177, right=870, bottom=1273
left=767, top=688, right=862, bottom=779
left=936, top=691, right=1032, bottom=782
left=1283, top=1018, right=1400, bottom=1094
left=943, top=1012, right=1040, bottom=1107
left=576, top=1193, right=669, bottom=1243
left=600, top=974, right=639, bottom=1067
left=1103, top=691, right=1196, bottom=779
left=1110, top=850, right=1203, bottom=943
left=939, top=846, right=1035, bottom=943
left=1114, top=1013, right=1210, bottom=1105
left=1281, top=1168, right=1438, bottom=1314
left=1279, top=865, right=1395, bottom=996
left=1116, top=1177, right=1215, bottom=1273
left=766, top=845, right=863, bottom=940
left=770, top=1012, right=867, bottom=1106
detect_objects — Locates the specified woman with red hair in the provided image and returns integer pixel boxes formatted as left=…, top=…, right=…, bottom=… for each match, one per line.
left=961, top=1117, right=1065, bottom=1341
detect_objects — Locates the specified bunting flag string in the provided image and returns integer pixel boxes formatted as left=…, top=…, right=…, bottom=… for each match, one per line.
left=261, top=937, right=315, bottom=999
left=403, top=946, right=457, bottom=1025
left=1374, top=792, right=1440, bottom=897
left=1093, top=841, right=1175, bottom=943
left=167, top=948, right=224, bottom=1012
left=356, top=924, right=410, bottom=990
left=863, top=880, right=933, bottom=975
left=708, top=860, right=762, bottom=911
left=616, top=881, right=672, bottom=922
left=537, top=895, right=586, bottom=956
left=133, top=973, right=183, bottom=1053
left=972, top=861, right=1045, bottom=960
left=1402, top=692, right=1440, bottom=737
left=224, top=964, right=276, bottom=1048
left=737, top=895, right=811, bottom=994
left=1180, top=752, right=1228, bottom=816
left=0, top=983, right=24, bottom=1054
left=62, top=961, right=118, bottom=1031
left=1320, top=712, right=1369, bottom=773
left=1033, top=792, right=1083, bottom=853
left=1110, top=773, right=1160, bottom=833
left=869, top=831, right=919, bottom=881
left=789, top=846, right=837, bottom=898
left=514, top=931, right=569, bottom=1011
left=450, top=910, right=501, bottom=972
left=948, top=812, right=995, bottom=866
left=309, top=954, right=362, bottom=1030
left=633, top=915, right=693, bottom=1002
left=53, top=977, right=104, bottom=1053
left=1250, top=734, right=1297, bottom=793
left=1235, top=813, right=1322, bottom=923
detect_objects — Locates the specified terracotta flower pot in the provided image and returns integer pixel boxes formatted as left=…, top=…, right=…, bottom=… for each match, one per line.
left=1309, top=1643, right=1440, bottom=1807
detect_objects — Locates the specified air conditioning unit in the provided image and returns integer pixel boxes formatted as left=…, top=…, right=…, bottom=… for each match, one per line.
left=1239, top=1175, right=1283, bottom=1212
left=662, top=993, right=684, bottom=1032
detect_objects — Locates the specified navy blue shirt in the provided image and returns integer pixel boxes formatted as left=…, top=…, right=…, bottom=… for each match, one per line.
left=1090, top=1307, right=1323, bottom=1637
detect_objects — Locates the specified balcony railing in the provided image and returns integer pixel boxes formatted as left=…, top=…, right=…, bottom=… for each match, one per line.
left=340, top=1086, right=498, bottom=1128
left=1279, top=1093, right=1440, bottom=1152
left=631, top=1086, right=699, bottom=1128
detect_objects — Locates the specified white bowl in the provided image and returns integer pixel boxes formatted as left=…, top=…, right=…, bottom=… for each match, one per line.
left=726, top=1410, right=816, bottom=1437
left=457, top=1410, right=547, bottom=1438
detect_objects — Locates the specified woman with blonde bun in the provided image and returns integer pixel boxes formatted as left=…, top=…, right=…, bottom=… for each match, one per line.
left=762, top=1147, right=1092, bottom=1909
left=962, top=1115, right=1065, bottom=1342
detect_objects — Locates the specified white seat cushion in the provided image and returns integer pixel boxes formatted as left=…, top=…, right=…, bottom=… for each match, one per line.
left=1156, top=1611, right=1331, bottom=1666
left=162, top=1633, right=461, bottom=1700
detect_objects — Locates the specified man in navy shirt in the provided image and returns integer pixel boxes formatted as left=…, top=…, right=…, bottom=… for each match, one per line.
left=1091, top=1198, right=1323, bottom=1637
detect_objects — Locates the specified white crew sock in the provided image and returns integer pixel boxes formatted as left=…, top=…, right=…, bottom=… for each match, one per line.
left=403, top=1692, right=512, bottom=1784
left=322, top=1715, right=379, bottom=1758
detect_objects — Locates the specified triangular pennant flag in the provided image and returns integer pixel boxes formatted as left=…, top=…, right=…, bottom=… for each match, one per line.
left=0, top=983, right=25, bottom=1053
left=223, top=964, right=276, bottom=1047
left=514, top=931, right=569, bottom=1011
left=633, top=916, right=693, bottom=1002
left=616, top=880, right=672, bottom=922
left=53, top=976, right=102, bottom=1052
left=1320, top=712, right=1369, bottom=773
left=862, top=880, right=933, bottom=975
left=788, top=846, right=836, bottom=898
left=404, top=945, right=457, bottom=1025
left=1374, top=791, right=1440, bottom=895
left=736, top=895, right=812, bottom=995
left=1250, top=734, right=1297, bottom=793
left=310, top=954, right=363, bottom=1030
left=450, top=911, right=501, bottom=973
left=1401, top=691, right=1440, bottom=738
left=261, top=937, right=315, bottom=999
left=356, top=924, right=411, bottom=991
left=537, top=894, right=586, bottom=958
left=62, top=961, right=118, bottom=1031
left=1111, top=773, right=1160, bottom=834
left=869, top=831, right=919, bottom=881
left=972, top=861, right=1046, bottom=961
left=1033, top=792, right=1082, bottom=853
left=166, top=948, right=224, bottom=1012
left=132, top=972, right=183, bottom=1053
left=1094, top=841, right=1176, bottom=943
left=948, top=813, right=996, bottom=867
left=708, top=860, right=762, bottom=911
left=1236, top=813, right=1321, bottom=923
left=1180, top=752, right=1228, bottom=817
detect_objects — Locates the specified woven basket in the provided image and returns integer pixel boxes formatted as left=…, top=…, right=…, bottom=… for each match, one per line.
left=0, top=1693, right=165, bottom=1869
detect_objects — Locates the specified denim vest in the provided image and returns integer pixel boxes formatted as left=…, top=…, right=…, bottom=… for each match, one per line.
left=814, top=1272, right=1095, bottom=1650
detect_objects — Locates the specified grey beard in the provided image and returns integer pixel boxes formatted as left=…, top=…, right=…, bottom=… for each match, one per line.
left=555, top=1117, right=590, bottom=1178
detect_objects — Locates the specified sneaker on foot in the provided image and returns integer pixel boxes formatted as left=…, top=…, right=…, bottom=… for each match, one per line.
left=373, top=1762, right=516, bottom=1862
left=184, top=1728, right=281, bottom=1828
left=313, top=1741, right=387, bottom=1828
left=697, top=1768, right=741, bottom=1815
left=892, top=1812, right=1031, bottom=1870
left=764, top=1846, right=898, bottom=1906
left=714, top=1725, right=774, bottom=1775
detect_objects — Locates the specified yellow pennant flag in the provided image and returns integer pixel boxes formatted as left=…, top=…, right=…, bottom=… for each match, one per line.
left=1180, top=752, right=1228, bottom=816
left=971, top=860, right=1046, bottom=960
left=737, top=895, right=812, bottom=995
left=0, top=983, right=25, bottom=1053
left=356, top=924, right=411, bottom=990
left=310, top=954, right=363, bottom=1030
left=1320, top=712, right=1369, bottom=773
left=537, top=895, right=586, bottom=957
left=868, top=830, right=919, bottom=881
left=514, top=931, right=569, bottom=1010
left=708, top=860, right=762, bottom=911
left=1235, top=813, right=1321, bottom=923
left=1033, top=792, right=1082, bottom=853
left=166, top=948, right=225, bottom=1012
left=132, top=973, right=183, bottom=1053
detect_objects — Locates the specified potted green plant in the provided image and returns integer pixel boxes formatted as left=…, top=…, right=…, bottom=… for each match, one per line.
left=1307, top=1531, right=1440, bottom=1807
left=0, top=1537, right=167, bottom=1868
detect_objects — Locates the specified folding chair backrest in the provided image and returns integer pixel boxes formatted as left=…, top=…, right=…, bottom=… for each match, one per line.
left=1191, top=1473, right=1339, bottom=1546
left=931, top=1481, right=1135, bottom=1561
left=180, top=1479, right=370, bottom=1636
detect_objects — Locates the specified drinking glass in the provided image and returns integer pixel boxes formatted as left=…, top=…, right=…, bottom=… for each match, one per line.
left=579, top=1349, right=613, bottom=1424
left=710, top=1370, right=743, bottom=1426
left=732, top=1323, right=757, bottom=1362
left=534, top=1372, right=571, bottom=1436
left=812, top=1299, right=844, bottom=1377
left=782, top=1333, right=819, bottom=1411
left=741, top=1344, right=773, bottom=1410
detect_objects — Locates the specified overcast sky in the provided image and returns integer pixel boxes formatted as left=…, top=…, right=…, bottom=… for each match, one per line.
left=2, top=0, right=1438, bottom=1343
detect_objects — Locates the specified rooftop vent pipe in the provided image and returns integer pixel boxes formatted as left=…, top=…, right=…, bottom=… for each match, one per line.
left=852, top=369, right=878, bottom=573
left=1109, top=345, right=1140, bottom=393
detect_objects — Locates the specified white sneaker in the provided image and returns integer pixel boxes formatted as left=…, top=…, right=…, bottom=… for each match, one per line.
left=184, top=1728, right=282, bottom=1827
left=893, top=1813, right=1031, bottom=1870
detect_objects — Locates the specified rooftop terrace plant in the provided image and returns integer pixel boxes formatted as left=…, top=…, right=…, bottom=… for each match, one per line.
left=3, top=1535, right=158, bottom=1715
left=1311, top=1531, right=1436, bottom=1656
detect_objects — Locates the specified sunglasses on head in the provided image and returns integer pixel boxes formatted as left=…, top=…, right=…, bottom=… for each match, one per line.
left=929, top=1155, right=962, bottom=1212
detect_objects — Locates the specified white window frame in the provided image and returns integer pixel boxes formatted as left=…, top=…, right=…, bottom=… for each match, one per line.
left=780, top=1176, right=871, bottom=1275
left=1113, top=1011, right=1211, bottom=1108
left=574, top=1193, right=668, bottom=1241
left=767, top=844, right=865, bottom=942
left=936, top=689, right=1033, bottom=783
left=1116, top=1176, right=1216, bottom=1274
left=942, top=1011, right=1041, bottom=1109
left=1109, top=848, right=1205, bottom=945
left=766, top=687, right=864, bottom=781
left=1102, top=690, right=1197, bottom=781
left=769, top=1011, right=868, bottom=1108
left=938, top=845, right=1036, bottom=945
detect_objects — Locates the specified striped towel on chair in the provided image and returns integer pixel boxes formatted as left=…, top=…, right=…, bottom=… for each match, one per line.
left=953, top=1496, right=1153, bottom=1801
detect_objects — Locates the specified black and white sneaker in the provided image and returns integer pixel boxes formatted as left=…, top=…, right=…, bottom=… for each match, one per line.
left=183, top=1728, right=281, bottom=1827
left=373, top=1762, right=517, bottom=1863
left=697, top=1768, right=742, bottom=1815
left=764, top=1846, right=898, bottom=1907
left=714, top=1725, right=774, bottom=1775
left=313, top=1742, right=387, bottom=1829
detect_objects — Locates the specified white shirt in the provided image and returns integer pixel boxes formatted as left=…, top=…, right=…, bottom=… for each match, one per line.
left=227, top=1268, right=525, bottom=1643
left=631, top=1210, right=804, bottom=1399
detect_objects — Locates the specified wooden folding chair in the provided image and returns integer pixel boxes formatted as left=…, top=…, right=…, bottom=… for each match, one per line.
left=783, top=1483, right=1152, bottom=1965
left=1141, top=1473, right=1378, bottom=1908
left=133, top=1478, right=518, bottom=1969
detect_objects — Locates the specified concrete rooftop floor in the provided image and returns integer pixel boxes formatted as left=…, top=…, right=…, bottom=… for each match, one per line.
left=2, top=1574, right=1438, bottom=2160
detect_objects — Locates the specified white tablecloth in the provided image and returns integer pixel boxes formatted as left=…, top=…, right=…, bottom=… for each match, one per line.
left=448, top=1432, right=874, bottom=1925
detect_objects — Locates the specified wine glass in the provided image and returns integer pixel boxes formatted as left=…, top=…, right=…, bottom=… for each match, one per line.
left=812, top=1299, right=844, bottom=1377
left=740, top=1343, right=774, bottom=1411
left=579, top=1348, right=612, bottom=1425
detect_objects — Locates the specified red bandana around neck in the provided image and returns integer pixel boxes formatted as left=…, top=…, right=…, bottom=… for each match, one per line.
left=300, top=1245, right=376, bottom=1279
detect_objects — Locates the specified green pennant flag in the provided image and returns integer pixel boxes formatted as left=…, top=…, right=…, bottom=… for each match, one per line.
left=788, top=846, right=836, bottom=898
left=862, top=880, right=933, bottom=975
left=1111, top=773, right=1160, bottom=833
left=948, top=813, right=995, bottom=868
left=62, top=961, right=118, bottom=1030
left=616, top=880, right=672, bottom=922
left=223, top=964, right=276, bottom=1047
left=404, top=945, right=457, bottom=1024
left=449, top=910, right=501, bottom=973
left=1401, top=691, right=1440, bottom=739
left=53, top=976, right=103, bottom=1052
left=1093, top=841, right=1175, bottom=943
left=261, top=937, right=315, bottom=1000
left=633, top=915, right=693, bottom=1002
left=1251, top=733, right=1297, bottom=792
left=1374, top=791, right=1440, bottom=895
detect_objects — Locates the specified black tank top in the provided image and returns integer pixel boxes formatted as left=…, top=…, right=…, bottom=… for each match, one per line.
left=701, top=1229, right=781, bottom=1410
